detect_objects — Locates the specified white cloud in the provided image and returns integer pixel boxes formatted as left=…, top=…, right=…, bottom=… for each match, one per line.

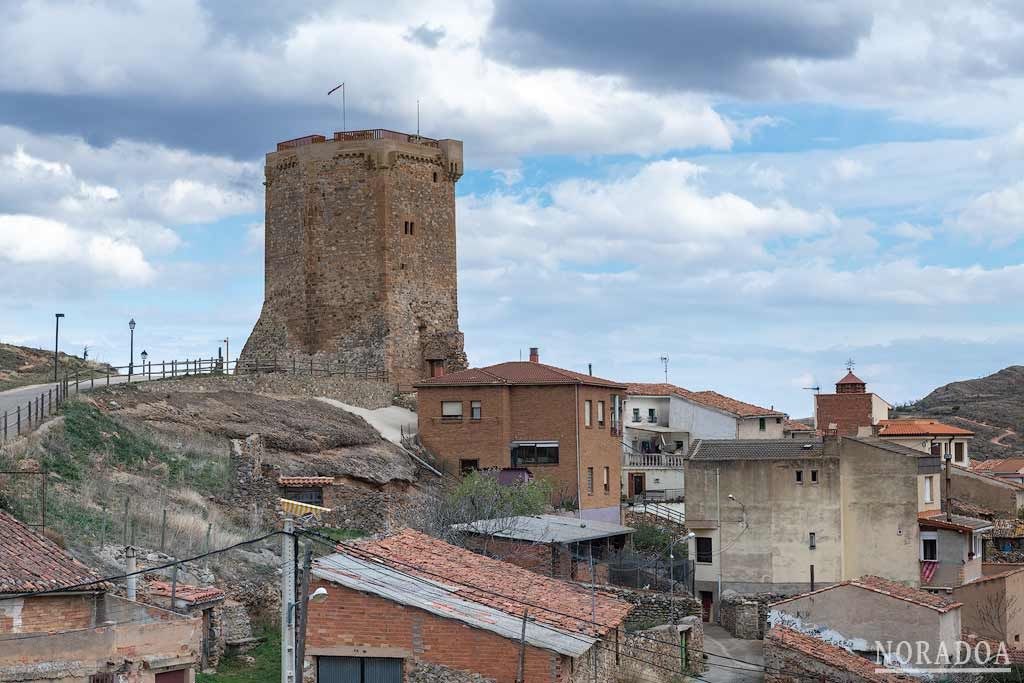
left=826, top=157, right=872, bottom=182
left=154, top=179, right=256, bottom=225
left=747, top=162, right=786, bottom=191
left=245, top=221, right=265, bottom=253
left=0, top=214, right=154, bottom=283
left=954, top=179, right=1024, bottom=245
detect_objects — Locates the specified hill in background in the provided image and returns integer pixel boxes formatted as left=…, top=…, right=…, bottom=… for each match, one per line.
left=893, top=365, right=1024, bottom=460
left=0, top=343, right=117, bottom=391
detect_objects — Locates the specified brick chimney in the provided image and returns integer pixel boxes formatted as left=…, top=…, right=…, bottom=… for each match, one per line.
left=529, top=347, right=539, bottom=363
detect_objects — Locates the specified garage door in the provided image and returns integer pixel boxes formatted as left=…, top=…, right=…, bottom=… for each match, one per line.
left=318, top=657, right=402, bottom=683
left=154, top=670, right=187, bottom=683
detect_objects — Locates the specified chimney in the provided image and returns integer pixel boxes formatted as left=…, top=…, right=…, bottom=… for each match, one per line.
left=588, top=363, right=593, bottom=376
left=529, top=347, right=539, bottom=363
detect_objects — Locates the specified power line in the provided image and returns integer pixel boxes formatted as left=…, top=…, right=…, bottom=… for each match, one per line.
left=299, top=530, right=764, bottom=674
left=0, top=530, right=284, bottom=603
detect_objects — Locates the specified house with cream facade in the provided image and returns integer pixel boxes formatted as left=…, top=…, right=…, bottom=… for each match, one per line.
left=621, top=383, right=787, bottom=500
left=878, top=418, right=974, bottom=466
left=683, top=436, right=991, bottom=622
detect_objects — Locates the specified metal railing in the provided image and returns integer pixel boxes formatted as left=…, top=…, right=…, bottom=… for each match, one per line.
left=631, top=499, right=686, bottom=526
left=1, top=355, right=387, bottom=444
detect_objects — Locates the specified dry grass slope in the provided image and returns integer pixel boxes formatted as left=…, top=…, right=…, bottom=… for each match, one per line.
left=0, top=342, right=117, bottom=391
left=895, top=365, right=1024, bottom=459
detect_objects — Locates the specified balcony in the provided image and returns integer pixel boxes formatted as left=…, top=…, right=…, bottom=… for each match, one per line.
left=624, top=452, right=686, bottom=468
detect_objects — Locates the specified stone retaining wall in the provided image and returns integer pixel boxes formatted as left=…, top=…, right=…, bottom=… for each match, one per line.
left=134, top=372, right=394, bottom=409
left=588, top=584, right=701, bottom=631
left=720, top=591, right=795, bottom=639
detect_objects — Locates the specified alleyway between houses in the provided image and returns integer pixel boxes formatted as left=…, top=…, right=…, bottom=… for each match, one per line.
left=698, top=625, right=764, bottom=683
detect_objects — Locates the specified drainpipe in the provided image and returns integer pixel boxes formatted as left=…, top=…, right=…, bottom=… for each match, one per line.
left=575, top=384, right=583, bottom=519
left=716, top=467, right=722, bottom=622
left=945, top=452, right=953, bottom=523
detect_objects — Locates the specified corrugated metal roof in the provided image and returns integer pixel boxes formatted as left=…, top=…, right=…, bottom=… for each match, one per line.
left=313, top=553, right=596, bottom=656
left=451, top=515, right=634, bottom=544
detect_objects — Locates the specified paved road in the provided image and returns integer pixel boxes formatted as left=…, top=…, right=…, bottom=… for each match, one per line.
left=699, top=624, right=765, bottom=682
left=0, top=372, right=151, bottom=436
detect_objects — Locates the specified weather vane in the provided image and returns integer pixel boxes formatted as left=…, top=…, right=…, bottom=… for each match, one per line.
left=845, top=357, right=856, bottom=372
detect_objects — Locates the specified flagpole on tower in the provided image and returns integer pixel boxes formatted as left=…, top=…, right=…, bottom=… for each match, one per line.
left=328, top=82, right=346, bottom=131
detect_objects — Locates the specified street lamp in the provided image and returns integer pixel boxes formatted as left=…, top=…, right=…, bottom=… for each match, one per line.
left=223, top=337, right=229, bottom=374
left=140, top=350, right=148, bottom=378
left=53, top=313, right=65, bottom=381
left=128, top=318, right=136, bottom=382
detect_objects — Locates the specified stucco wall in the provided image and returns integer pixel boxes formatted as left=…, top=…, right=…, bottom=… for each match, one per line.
left=737, top=416, right=784, bottom=439
left=950, top=466, right=1021, bottom=518
left=769, top=584, right=959, bottom=656
left=839, top=438, right=921, bottom=585
left=953, top=570, right=1024, bottom=643
left=685, top=454, right=843, bottom=592
left=670, top=396, right=737, bottom=440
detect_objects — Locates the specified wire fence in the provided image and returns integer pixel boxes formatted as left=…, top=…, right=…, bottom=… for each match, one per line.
left=0, top=355, right=387, bottom=444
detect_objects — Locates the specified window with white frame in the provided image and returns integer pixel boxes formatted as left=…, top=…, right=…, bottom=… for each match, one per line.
left=584, top=400, right=592, bottom=427
left=597, top=401, right=605, bottom=427
left=632, top=408, right=641, bottom=422
left=924, top=476, right=934, bottom=504
left=470, top=400, right=481, bottom=420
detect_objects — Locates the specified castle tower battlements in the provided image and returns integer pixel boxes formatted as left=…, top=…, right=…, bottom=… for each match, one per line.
left=239, top=129, right=467, bottom=390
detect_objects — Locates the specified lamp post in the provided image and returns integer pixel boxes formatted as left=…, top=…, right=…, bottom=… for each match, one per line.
left=667, top=528, right=700, bottom=614
left=223, top=337, right=229, bottom=374
left=53, top=313, right=65, bottom=382
left=140, top=350, right=148, bottom=379
left=128, top=318, right=136, bottom=382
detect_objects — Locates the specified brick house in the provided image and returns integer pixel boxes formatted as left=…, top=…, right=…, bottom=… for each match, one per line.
left=0, top=509, right=201, bottom=683
left=306, top=529, right=698, bottom=683
left=144, top=581, right=227, bottom=671
left=814, top=370, right=892, bottom=436
left=414, top=348, right=626, bottom=522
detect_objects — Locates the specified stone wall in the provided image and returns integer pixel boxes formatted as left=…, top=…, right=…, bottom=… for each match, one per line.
left=239, top=134, right=467, bottom=391
left=720, top=591, right=795, bottom=639
left=406, top=660, right=495, bottom=683
left=589, top=584, right=701, bottom=632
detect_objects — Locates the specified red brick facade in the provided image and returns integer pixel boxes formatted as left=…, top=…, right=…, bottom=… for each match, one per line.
left=417, top=382, right=623, bottom=514
left=0, top=594, right=96, bottom=634
left=306, top=579, right=570, bottom=682
left=815, top=393, right=874, bottom=436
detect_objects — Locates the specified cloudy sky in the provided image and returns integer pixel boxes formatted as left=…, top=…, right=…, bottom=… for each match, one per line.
left=2, top=0, right=1023, bottom=416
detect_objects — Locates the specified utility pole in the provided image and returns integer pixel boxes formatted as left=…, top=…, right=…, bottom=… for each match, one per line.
left=53, top=313, right=64, bottom=381
left=516, top=608, right=528, bottom=683
left=281, top=516, right=296, bottom=683
left=223, top=338, right=230, bottom=374
left=295, top=544, right=313, bottom=679
left=589, top=545, right=597, bottom=683
left=945, top=452, right=952, bottom=523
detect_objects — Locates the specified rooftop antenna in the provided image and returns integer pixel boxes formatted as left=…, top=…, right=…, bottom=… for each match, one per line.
left=660, top=354, right=669, bottom=383
left=802, top=385, right=821, bottom=395
left=328, top=82, right=346, bottom=131
left=417, top=98, right=420, bottom=136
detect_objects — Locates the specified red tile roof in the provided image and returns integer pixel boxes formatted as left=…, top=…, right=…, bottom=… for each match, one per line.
left=878, top=419, right=974, bottom=437
left=626, top=382, right=690, bottom=397
left=339, top=529, right=631, bottom=637
left=974, top=458, right=1024, bottom=474
left=147, top=580, right=225, bottom=604
left=415, top=361, right=625, bottom=389
left=767, top=626, right=904, bottom=682
left=836, top=370, right=866, bottom=385
left=956, top=463, right=1024, bottom=490
left=951, top=498, right=995, bottom=519
left=687, top=390, right=784, bottom=418
left=771, top=574, right=961, bottom=613
left=279, top=476, right=335, bottom=486
left=626, top=383, right=784, bottom=418
left=0, top=509, right=108, bottom=594
left=784, top=419, right=815, bottom=432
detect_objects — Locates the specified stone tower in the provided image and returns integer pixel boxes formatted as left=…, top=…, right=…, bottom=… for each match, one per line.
left=239, top=129, right=467, bottom=390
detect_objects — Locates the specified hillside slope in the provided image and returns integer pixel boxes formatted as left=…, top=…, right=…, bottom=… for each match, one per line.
left=894, top=365, right=1024, bottom=459
left=0, top=343, right=117, bottom=391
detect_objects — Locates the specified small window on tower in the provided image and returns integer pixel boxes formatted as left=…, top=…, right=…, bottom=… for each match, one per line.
left=409, top=221, right=415, bottom=234
left=433, top=171, right=438, bottom=182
